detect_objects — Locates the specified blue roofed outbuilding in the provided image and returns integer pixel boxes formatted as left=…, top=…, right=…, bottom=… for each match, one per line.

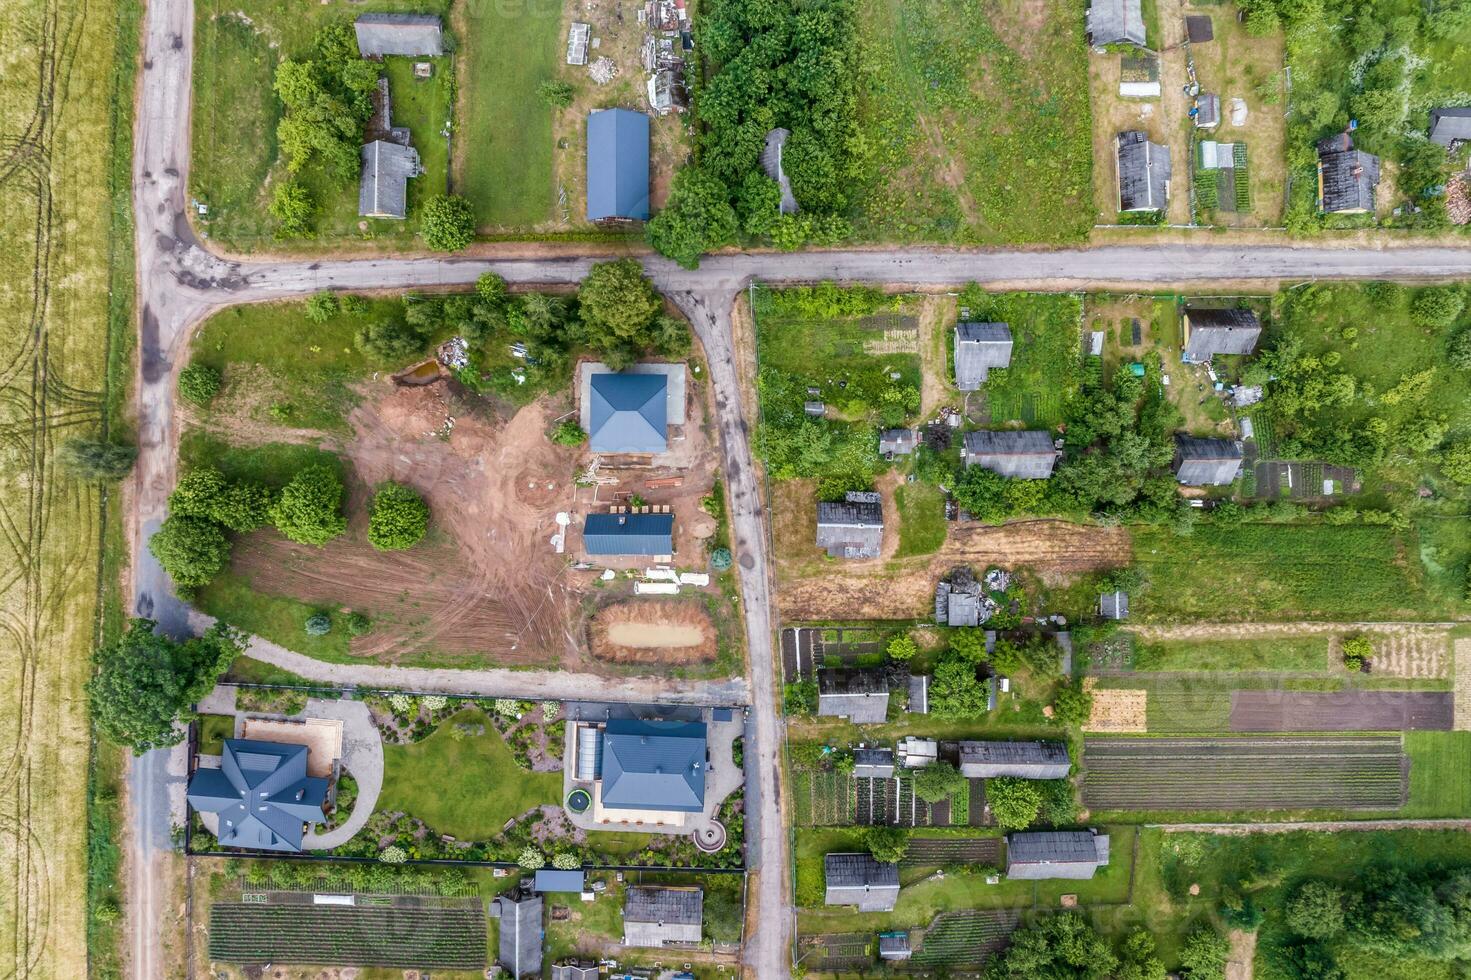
left=587, top=109, right=650, bottom=220
left=600, top=718, right=706, bottom=813
left=588, top=372, right=668, bottom=453
left=582, top=513, right=674, bottom=557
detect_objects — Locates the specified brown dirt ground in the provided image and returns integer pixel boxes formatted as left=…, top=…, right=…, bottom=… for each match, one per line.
left=1083, top=680, right=1148, bottom=733
left=1455, top=642, right=1471, bottom=732
left=229, top=381, right=581, bottom=666
left=916, top=295, right=960, bottom=416
left=1227, top=928, right=1257, bottom=980
left=588, top=598, right=717, bottom=664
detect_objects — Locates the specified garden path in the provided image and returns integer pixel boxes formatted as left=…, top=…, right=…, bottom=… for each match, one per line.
left=303, top=699, right=384, bottom=850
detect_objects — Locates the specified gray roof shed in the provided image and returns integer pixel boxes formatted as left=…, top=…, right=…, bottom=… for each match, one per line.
left=816, top=491, right=884, bottom=560
left=958, top=740, right=1070, bottom=779
left=587, top=109, right=651, bottom=220
left=908, top=674, right=930, bottom=715
left=534, top=869, right=586, bottom=893
left=963, top=430, right=1057, bottom=479
left=1430, top=107, right=1471, bottom=147
left=601, top=718, right=706, bottom=813
left=818, top=668, right=890, bottom=725
left=354, top=14, right=443, bottom=56
left=1006, top=831, right=1111, bottom=880
left=582, top=512, right=674, bottom=557
left=1117, top=131, right=1171, bottom=211
left=623, top=886, right=703, bottom=947
left=1317, top=134, right=1379, bottom=214
left=588, top=371, right=668, bottom=453
left=1099, top=590, right=1129, bottom=620
left=879, top=428, right=918, bottom=455
left=853, top=747, right=896, bottom=779
left=1183, top=308, right=1261, bottom=362
left=551, top=964, right=600, bottom=980
left=186, top=739, right=328, bottom=853
left=490, top=890, right=544, bottom=978
left=954, top=322, right=1013, bottom=390
left=1173, top=435, right=1243, bottom=486
left=824, top=853, right=901, bottom=912
left=359, top=140, right=420, bottom=220
left=1087, top=0, right=1146, bottom=45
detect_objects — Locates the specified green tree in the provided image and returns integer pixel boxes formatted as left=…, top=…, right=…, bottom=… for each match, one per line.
left=88, top=619, right=247, bottom=753
left=948, top=627, right=987, bottom=664
left=865, top=825, right=908, bottom=863
left=646, top=167, right=738, bottom=269
left=953, top=467, right=1018, bottom=524
left=1448, top=329, right=1471, bottom=370
left=179, top=363, right=222, bottom=405
left=305, top=291, right=339, bottom=323
left=1052, top=681, right=1093, bottom=727
left=476, top=272, right=509, bottom=308
left=354, top=318, right=427, bottom=362
left=170, top=467, right=272, bottom=533
left=1281, top=942, right=1344, bottom=980
left=536, top=78, right=575, bottom=107
left=736, top=170, right=783, bottom=236
left=551, top=419, right=586, bottom=445
left=56, top=438, right=136, bottom=481
left=346, top=611, right=372, bottom=636
left=1411, top=287, right=1465, bottom=329
left=984, top=912, right=1118, bottom=978
left=1341, top=634, right=1373, bottom=672
left=305, top=612, right=332, bottom=636
left=420, top=194, right=476, bottom=251
left=576, top=259, right=664, bottom=366
left=929, top=654, right=988, bottom=718
left=988, top=777, right=1044, bottom=831
left=270, top=465, right=348, bottom=545
left=886, top=634, right=919, bottom=661
left=269, top=180, right=315, bottom=238
left=912, top=761, right=965, bottom=803
left=1286, top=881, right=1348, bottom=939
left=1115, top=929, right=1167, bottom=980
left=148, top=515, right=231, bottom=588
left=1440, top=442, right=1471, bottom=484
left=1178, top=928, right=1229, bottom=980
left=367, top=482, right=429, bottom=551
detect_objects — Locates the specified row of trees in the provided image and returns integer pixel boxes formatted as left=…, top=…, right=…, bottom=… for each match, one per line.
left=647, top=0, right=862, bottom=266
left=985, top=914, right=1226, bottom=980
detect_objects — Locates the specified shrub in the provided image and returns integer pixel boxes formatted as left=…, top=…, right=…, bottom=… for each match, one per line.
left=1448, top=329, right=1471, bottom=370
left=420, top=194, right=476, bottom=252
left=552, top=851, right=581, bottom=870
left=537, top=79, right=575, bottom=107
left=367, top=482, right=429, bottom=551
left=305, top=612, right=332, bottom=636
left=179, top=363, right=222, bottom=405
left=148, top=515, right=231, bottom=588
left=304, top=292, right=339, bottom=323
left=912, top=761, right=964, bottom=803
left=1052, top=681, right=1093, bottom=726
left=270, top=465, right=348, bottom=546
left=421, top=694, right=448, bottom=711
left=1410, top=287, right=1465, bottom=329
left=1341, top=634, right=1373, bottom=672
left=988, top=777, right=1044, bottom=831
left=551, top=419, right=586, bottom=446
left=517, top=846, right=546, bottom=870
left=354, top=318, right=427, bottom=362
left=1178, top=928, right=1229, bottom=980
left=1286, top=881, right=1347, bottom=939
left=339, top=294, right=369, bottom=317
left=1440, top=442, right=1471, bottom=484
left=887, top=635, right=919, bottom=661
left=493, top=698, right=521, bottom=719
left=710, top=547, right=733, bottom=570
left=378, top=845, right=407, bottom=864
left=57, top=438, right=136, bottom=481
left=866, top=825, right=908, bottom=863
left=387, top=693, right=414, bottom=715
left=269, top=180, right=315, bottom=237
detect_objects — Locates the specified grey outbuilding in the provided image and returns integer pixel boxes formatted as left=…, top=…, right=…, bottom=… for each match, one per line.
left=1117, top=131, right=1171, bottom=212
left=825, top=853, right=901, bottom=912
left=1173, top=435, right=1243, bottom=486
left=954, top=322, right=1013, bottom=390
left=358, top=140, right=421, bottom=220
left=489, top=888, right=544, bottom=978
left=852, top=747, right=897, bottom=779
left=1182, top=307, right=1261, bottom=363
left=1086, top=0, right=1146, bottom=46
left=817, top=668, right=890, bottom=725
left=958, top=740, right=1070, bottom=779
left=1317, top=132, right=1379, bottom=214
left=963, top=430, right=1057, bottom=479
left=1006, top=831, right=1111, bottom=880
left=816, top=491, right=884, bottom=560
left=623, top=886, right=703, bottom=948
left=1430, top=107, right=1471, bottom=149
left=354, top=14, right=444, bottom=56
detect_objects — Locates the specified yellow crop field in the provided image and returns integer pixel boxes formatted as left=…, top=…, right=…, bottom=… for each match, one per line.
left=0, top=0, right=136, bottom=974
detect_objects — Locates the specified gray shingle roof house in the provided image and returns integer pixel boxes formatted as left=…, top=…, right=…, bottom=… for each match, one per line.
left=551, top=964, right=600, bottom=980
left=908, top=673, right=930, bottom=715
left=534, top=869, right=586, bottom=893
left=818, top=668, right=891, bottom=724
left=354, top=14, right=443, bottom=57
left=954, top=322, right=1013, bottom=390
left=958, top=740, right=1070, bottom=779
left=588, top=371, right=668, bottom=453
left=963, top=430, right=1057, bottom=479
left=1099, top=590, right=1129, bottom=620
left=1173, top=435, right=1243, bottom=485
left=1430, top=107, right=1471, bottom=148
left=853, top=747, right=896, bottom=779
left=1087, top=0, right=1146, bottom=45
left=359, top=140, right=421, bottom=220
left=186, top=739, right=328, bottom=853
left=1195, top=92, right=1220, bottom=129
left=1006, top=831, right=1111, bottom=880
left=601, top=718, right=706, bottom=813
left=587, top=109, right=651, bottom=220
left=1182, top=307, right=1262, bottom=362
left=825, top=853, right=901, bottom=912
left=1117, top=131, right=1172, bottom=211
left=1317, top=133, right=1379, bottom=214
left=879, top=932, right=913, bottom=960
left=490, top=889, right=544, bottom=978
left=816, top=491, right=884, bottom=559
left=623, top=886, right=703, bottom=947
left=582, top=512, right=674, bottom=557
left=879, top=428, right=918, bottom=456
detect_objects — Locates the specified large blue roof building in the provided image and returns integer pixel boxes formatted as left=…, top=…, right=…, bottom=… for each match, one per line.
left=600, top=718, right=707, bottom=813
left=582, top=513, right=674, bottom=557
left=587, top=372, right=668, bottom=453
left=586, top=109, right=650, bottom=221
left=186, top=739, right=328, bottom=852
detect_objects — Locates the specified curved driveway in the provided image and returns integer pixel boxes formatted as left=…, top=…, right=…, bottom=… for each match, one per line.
left=123, top=0, right=1471, bottom=975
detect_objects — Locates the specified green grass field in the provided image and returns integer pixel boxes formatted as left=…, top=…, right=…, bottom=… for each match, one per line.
left=1131, top=635, right=1331, bottom=672
left=377, top=707, right=562, bottom=840
left=853, top=0, right=1092, bottom=244
left=197, top=715, right=236, bottom=755
left=957, top=290, right=1083, bottom=426
left=1404, top=732, right=1471, bottom=818
left=458, top=0, right=560, bottom=227
left=895, top=482, right=947, bottom=557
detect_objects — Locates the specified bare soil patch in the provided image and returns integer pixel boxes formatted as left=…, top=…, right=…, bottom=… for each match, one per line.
left=1083, top=680, right=1148, bottom=733
left=589, top=600, right=717, bottom=664
left=1230, top=691, right=1454, bottom=732
left=1226, top=928, right=1256, bottom=980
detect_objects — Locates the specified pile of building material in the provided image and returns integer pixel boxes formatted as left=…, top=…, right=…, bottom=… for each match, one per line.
left=640, top=0, right=690, bottom=114
left=1449, top=175, right=1471, bottom=225
left=588, top=57, right=618, bottom=84
left=567, top=22, right=590, bottom=65
left=631, top=566, right=710, bottom=595
left=934, top=566, right=997, bottom=627
left=436, top=336, right=469, bottom=370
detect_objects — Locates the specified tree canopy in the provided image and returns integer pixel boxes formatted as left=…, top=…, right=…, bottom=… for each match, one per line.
left=420, top=194, right=476, bottom=252
left=367, top=482, right=430, bottom=551
left=274, top=23, right=378, bottom=178
left=987, top=777, right=1044, bottom=831
left=57, top=438, right=136, bottom=481
left=148, top=515, right=232, bottom=588
left=270, top=465, right=348, bottom=545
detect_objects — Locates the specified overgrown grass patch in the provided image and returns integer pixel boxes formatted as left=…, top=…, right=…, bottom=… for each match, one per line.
left=895, top=482, right=947, bottom=557
left=958, top=290, right=1083, bottom=427
left=180, top=433, right=343, bottom=488
left=1131, top=635, right=1330, bottom=672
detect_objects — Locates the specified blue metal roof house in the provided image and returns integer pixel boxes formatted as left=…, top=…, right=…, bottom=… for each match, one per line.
left=588, top=372, right=668, bottom=453
left=185, top=739, right=328, bottom=853
left=600, top=718, right=707, bottom=812
left=586, top=109, right=650, bottom=221
left=583, top=512, right=674, bottom=557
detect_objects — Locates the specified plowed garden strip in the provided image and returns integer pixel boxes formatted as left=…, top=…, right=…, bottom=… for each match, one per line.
left=208, top=902, right=486, bottom=969
left=1230, top=691, right=1453, bottom=732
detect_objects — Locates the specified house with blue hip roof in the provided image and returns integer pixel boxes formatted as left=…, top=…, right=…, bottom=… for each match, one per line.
left=587, top=109, right=650, bottom=220
left=582, top=512, right=674, bottom=557
left=186, top=739, right=328, bottom=852
left=588, top=372, right=668, bottom=453
left=600, top=718, right=707, bottom=813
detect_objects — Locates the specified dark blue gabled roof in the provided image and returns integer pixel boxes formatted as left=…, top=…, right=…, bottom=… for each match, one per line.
left=588, top=372, right=667, bottom=453
left=601, top=718, right=706, bottom=813
left=587, top=109, right=650, bottom=220
left=583, top=513, right=674, bottom=556
left=186, top=739, right=328, bottom=853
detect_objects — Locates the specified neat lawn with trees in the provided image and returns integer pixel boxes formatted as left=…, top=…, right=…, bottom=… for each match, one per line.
left=376, top=707, right=561, bottom=840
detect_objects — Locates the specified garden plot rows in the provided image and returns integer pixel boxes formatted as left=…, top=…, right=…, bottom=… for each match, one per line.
left=901, top=837, right=1002, bottom=867
left=208, top=902, right=486, bottom=968
left=798, top=933, right=873, bottom=973
left=1230, top=691, right=1454, bottom=732
left=793, top=772, right=856, bottom=826
left=1082, top=736, right=1408, bottom=810
left=911, top=909, right=1020, bottom=967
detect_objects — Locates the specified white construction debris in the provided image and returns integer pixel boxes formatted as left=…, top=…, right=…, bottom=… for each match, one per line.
left=643, top=567, right=680, bottom=582
left=1230, top=97, right=1248, bottom=127
left=567, top=22, right=590, bottom=65
left=634, top=581, right=680, bottom=596
left=678, top=572, right=710, bottom=586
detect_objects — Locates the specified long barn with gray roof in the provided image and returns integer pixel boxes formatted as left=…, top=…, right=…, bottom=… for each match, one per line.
left=623, top=886, right=703, bottom=947
left=963, top=430, right=1057, bottom=479
left=816, top=491, right=884, bottom=559
left=825, top=853, right=900, bottom=911
left=1116, top=131, right=1171, bottom=212
left=1173, top=435, right=1242, bottom=485
left=1182, top=307, right=1261, bottom=362
left=1087, top=0, right=1146, bottom=45
left=354, top=13, right=443, bottom=56
left=1006, top=831, right=1110, bottom=880
left=818, top=668, right=890, bottom=724
left=958, top=740, right=1070, bottom=779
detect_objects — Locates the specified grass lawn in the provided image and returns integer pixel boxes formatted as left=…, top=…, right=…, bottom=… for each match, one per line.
left=895, top=482, right=947, bottom=557
left=853, top=0, right=1092, bottom=244
left=957, top=290, right=1083, bottom=426
left=196, top=569, right=352, bottom=662
left=1131, top=635, right=1331, bottom=672
left=456, top=0, right=559, bottom=228
left=1129, top=522, right=1456, bottom=622
left=180, top=432, right=343, bottom=489
left=1404, top=732, right=1471, bottom=818
left=197, top=714, right=236, bottom=755
left=377, top=707, right=561, bottom=840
